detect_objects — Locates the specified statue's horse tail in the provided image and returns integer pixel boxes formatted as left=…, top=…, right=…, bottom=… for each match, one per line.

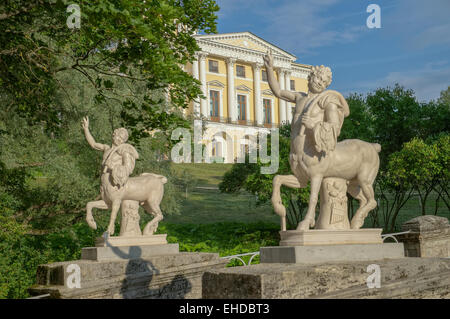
left=371, top=143, right=381, bottom=153
left=140, top=173, right=167, bottom=184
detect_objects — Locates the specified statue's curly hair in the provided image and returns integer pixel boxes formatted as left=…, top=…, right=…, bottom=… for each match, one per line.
left=114, top=127, right=129, bottom=143
left=308, top=65, right=332, bottom=88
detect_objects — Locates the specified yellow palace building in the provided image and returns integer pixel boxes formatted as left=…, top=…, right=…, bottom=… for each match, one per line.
left=186, top=32, right=312, bottom=163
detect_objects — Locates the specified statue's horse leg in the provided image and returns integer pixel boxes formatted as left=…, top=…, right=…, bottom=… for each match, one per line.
left=347, top=181, right=367, bottom=220
left=350, top=144, right=380, bottom=229
left=350, top=182, right=377, bottom=229
left=107, top=200, right=121, bottom=235
left=86, top=200, right=109, bottom=230
left=350, top=167, right=378, bottom=229
left=271, top=175, right=303, bottom=231
left=142, top=200, right=164, bottom=235
left=297, top=175, right=323, bottom=231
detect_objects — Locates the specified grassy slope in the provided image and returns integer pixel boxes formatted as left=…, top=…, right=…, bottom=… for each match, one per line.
left=167, top=163, right=449, bottom=232
left=166, top=163, right=279, bottom=224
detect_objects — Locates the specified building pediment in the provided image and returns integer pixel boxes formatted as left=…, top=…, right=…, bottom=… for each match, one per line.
left=195, top=32, right=297, bottom=68
left=207, top=80, right=225, bottom=88
left=262, top=89, right=275, bottom=96
left=236, top=84, right=252, bottom=92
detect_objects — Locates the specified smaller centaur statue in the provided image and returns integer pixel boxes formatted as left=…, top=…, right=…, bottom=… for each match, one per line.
left=82, top=116, right=167, bottom=236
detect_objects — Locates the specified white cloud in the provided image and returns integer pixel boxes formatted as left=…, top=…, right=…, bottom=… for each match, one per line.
left=384, top=0, right=450, bottom=49
left=355, top=61, right=450, bottom=102
left=215, top=0, right=366, bottom=54
left=259, top=0, right=366, bottom=54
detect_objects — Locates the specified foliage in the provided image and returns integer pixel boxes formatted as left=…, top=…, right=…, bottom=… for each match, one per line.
left=340, top=93, right=375, bottom=142
left=366, top=84, right=449, bottom=167
left=1, top=0, right=219, bottom=138
left=438, top=86, right=450, bottom=105
left=387, top=138, right=440, bottom=215
left=157, top=222, right=279, bottom=266
left=371, top=134, right=449, bottom=232
left=0, top=218, right=101, bottom=299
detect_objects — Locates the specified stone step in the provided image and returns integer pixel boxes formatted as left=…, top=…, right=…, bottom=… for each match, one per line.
left=313, top=269, right=450, bottom=299
left=202, top=257, right=450, bottom=299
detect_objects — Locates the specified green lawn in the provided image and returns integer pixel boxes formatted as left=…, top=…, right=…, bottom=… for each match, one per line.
left=164, top=189, right=279, bottom=224
left=168, top=163, right=449, bottom=233
left=168, top=162, right=279, bottom=224
left=171, top=162, right=234, bottom=187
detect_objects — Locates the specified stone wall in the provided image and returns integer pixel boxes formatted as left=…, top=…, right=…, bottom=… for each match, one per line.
left=29, top=252, right=227, bottom=299
left=203, top=258, right=450, bottom=299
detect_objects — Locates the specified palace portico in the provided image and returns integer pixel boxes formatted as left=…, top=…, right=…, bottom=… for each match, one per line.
left=186, top=32, right=312, bottom=163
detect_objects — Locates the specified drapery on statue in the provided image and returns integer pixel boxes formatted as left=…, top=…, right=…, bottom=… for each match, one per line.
left=82, top=117, right=167, bottom=236
left=264, top=51, right=381, bottom=231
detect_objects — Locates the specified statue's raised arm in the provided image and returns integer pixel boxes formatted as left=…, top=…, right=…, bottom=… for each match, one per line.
left=81, top=116, right=109, bottom=151
left=263, top=50, right=298, bottom=103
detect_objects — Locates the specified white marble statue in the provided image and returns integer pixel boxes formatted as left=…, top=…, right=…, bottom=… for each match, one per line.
left=264, top=51, right=381, bottom=231
left=82, top=117, right=167, bottom=236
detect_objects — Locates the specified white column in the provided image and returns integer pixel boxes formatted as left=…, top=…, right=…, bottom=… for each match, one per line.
left=227, top=58, right=237, bottom=123
left=253, top=63, right=263, bottom=126
left=192, top=55, right=200, bottom=118
left=199, top=53, right=208, bottom=118
left=278, top=69, right=286, bottom=124
left=284, top=70, right=292, bottom=123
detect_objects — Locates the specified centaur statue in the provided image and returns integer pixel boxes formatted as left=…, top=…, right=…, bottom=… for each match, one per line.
left=82, top=117, right=167, bottom=236
left=263, top=51, right=381, bottom=231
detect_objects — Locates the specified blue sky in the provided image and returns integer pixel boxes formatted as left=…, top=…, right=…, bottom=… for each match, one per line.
left=213, top=0, right=450, bottom=101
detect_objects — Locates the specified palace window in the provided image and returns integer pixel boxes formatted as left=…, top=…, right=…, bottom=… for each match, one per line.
left=208, top=60, right=219, bottom=73
left=237, top=94, right=246, bottom=121
left=209, top=90, right=219, bottom=119
left=290, top=79, right=295, bottom=91
left=262, top=69, right=268, bottom=82
left=236, top=65, right=245, bottom=78
left=263, top=99, right=272, bottom=125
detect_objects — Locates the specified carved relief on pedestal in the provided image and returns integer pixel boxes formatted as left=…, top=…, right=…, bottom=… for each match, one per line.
left=119, top=200, right=142, bottom=237
left=317, top=178, right=350, bottom=230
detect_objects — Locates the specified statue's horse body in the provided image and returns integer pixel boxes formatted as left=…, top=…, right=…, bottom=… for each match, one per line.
left=87, top=172, right=167, bottom=236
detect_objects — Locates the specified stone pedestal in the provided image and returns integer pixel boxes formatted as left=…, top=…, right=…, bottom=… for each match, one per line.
left=262, top=228, right=404, bottom=264
left=29, top=252, right=227, bottom=299
left=279, top=229, right=383, bottom=246
left=317, top=177, right=350, bottom=229
left=120, top=200, right=142, bottom=237
left=95, top=234, right=168, bottom=247
left=81, top=244, right=179, bottom=261
left=260, top=243, right=404, bottom=264
left=202, top=258, right=450, bottom=299
left=398, top=215, right=450, bottom=257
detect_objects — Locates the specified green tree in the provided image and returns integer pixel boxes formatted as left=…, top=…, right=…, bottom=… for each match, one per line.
left=438, top=86, right=450, bottom=105
left=340, top=93, right=375, bottom=142
left=365, top=84, right=449, bottom=168
left=387, top=138, right=441, bottom=216
left=431, top=133, right=450, bottom=212
left=366, top=85, right=423, bottom=167
left=1, top=0, right=219, bottom=138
